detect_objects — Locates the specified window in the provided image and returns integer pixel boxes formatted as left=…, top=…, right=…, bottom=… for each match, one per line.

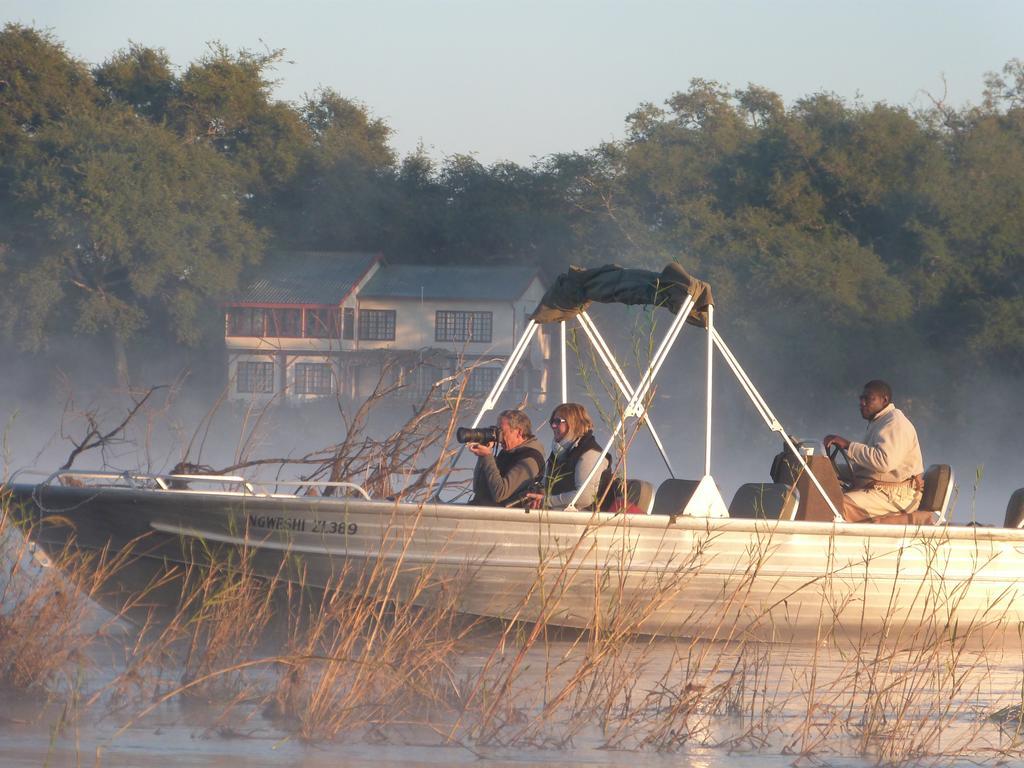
left=417, top=364, right=444, bottom=398
left=342, top=308, right=355, bottom=340
left=268, top=309, right=302, bottom=338
left=358, top=309, right=396, bottom=340
left=466, top=366, right=499, bottom=396
left=304, top=308, right=339, bottom=338
left=294, top=362, right=334, bottom=394
left=393, top=363, right=445, bottom=400
left=435, top=311, right=492, bottom=343
left=237, top=361, right=275, bottom=393
left=227, top=308, right=265, bottom=337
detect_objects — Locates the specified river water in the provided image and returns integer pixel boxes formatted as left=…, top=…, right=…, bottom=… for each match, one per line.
left=3, top=623, right=1024, bottom=767
left=3, top=525, right=1024, bottom=767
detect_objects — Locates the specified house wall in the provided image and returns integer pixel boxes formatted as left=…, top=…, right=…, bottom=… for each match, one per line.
left=225, top=268, right=549, bottom=406
left=225, top=261, right=379, bottom=403
left=224, top=335, right=345, bottom=354
left=353, top=278, right=549, bottom=403
left=227, top=351, right=281, bottom=406
left=283, top=353, right=340, bottom=402
left=354, top=298, right=511, bottom=353
left=356, top=276, right=547, bottom=360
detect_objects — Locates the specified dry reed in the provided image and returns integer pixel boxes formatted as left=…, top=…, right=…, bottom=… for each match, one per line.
left=7, top=347, right=1024, bottom=767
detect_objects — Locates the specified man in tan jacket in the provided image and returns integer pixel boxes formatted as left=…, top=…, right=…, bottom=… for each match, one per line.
left=824, top=380, right=924, bottom=521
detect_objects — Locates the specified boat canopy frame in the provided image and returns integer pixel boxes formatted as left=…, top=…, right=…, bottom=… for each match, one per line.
left=437, top=263, right=842, bottom=521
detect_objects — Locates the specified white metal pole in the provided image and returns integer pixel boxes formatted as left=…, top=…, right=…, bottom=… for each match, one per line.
left=577, top=312, right=676, bottom=478
left=566, top=296, right=694, bottom=511
left=435, top=320, right=538, bottom=499
left=711, top=328, right=842, bottom=522
left=627, top=295, right=693, bottom=413
left=476, top=320, right=538, bottom=421
left=560, top=321, right=568, bottom=404
left=705, top=305, right=713, bottom=477
left=710, top=327, right=779, bottom=430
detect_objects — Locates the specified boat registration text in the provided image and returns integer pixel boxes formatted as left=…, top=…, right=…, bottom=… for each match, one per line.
left=247, top=515, right=358, bottom=535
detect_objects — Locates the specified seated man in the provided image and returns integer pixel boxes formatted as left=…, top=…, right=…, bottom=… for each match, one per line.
left=467, top=409, right=545, bottom=506
left=824, top=379, right=924, bottom=522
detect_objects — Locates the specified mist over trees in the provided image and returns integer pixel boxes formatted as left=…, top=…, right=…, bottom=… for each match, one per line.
left=2, top=24, right=1023, bottom=428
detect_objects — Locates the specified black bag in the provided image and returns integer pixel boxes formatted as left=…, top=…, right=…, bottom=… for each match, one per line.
left=596, top=455, right=615, bottom=511
left=769, top=439, right=803, bottom=486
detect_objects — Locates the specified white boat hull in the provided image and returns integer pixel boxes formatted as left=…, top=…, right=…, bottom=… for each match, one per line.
left=9, top=482, right=1024, bottom=646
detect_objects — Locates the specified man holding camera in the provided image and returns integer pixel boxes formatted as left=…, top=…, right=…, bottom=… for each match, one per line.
left=467, top=409, right=545, bottom=506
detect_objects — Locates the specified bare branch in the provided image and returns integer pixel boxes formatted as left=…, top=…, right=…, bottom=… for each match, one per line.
left=60, top=386, right=167, bottom=470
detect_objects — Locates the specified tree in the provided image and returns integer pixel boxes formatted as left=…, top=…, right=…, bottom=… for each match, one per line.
left=271, top=89, right=397, bottom=250
left=0, top=24, right=103, bottom=260
left=0, top=24, right=100, bottom=142
left=168, top=43, right=307, bottom=216
left=92, top=43, right=177, bottom=123
left=3, top=108, right=264, bottom=384
left=300, top=88, right=394, bottom=168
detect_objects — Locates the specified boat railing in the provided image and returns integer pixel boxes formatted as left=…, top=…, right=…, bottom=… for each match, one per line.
left=155, top=473, right=260, bottom=494
left=25, top=469, right=371, bottom=501
left=256, top=480, right=372, bottom=500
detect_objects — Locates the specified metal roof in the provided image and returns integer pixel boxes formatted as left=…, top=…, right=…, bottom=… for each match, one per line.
left=233, top=252, right=380, bottom=305
left=359, top=264, right=541, bottom=302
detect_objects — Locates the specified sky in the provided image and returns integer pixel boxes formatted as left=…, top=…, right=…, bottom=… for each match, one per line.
left=6, top=0, right=1024, bottom=164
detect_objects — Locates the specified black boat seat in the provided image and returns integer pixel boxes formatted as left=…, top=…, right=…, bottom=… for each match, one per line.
left=728, top=483, right=795, bottom=520
left=651, top=479, right=701, bottom=516
left=1004, top=488, right=1024, bottom=528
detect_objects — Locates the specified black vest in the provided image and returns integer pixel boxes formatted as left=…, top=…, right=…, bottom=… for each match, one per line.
left=471, top=443, right=545, bottom=506
left=545, top=432, right=611, bottom=507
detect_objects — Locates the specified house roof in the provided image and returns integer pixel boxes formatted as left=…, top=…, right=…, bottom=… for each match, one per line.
left=359, top=264, right=541, bottom=302
left=233, top=252, right=380, bottom=305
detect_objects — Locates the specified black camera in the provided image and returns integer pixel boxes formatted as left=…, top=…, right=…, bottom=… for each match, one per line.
left=456, top=426, right=500, bottom=444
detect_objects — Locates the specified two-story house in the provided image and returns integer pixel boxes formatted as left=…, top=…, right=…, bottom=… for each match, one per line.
left=356, top=263, right=548, bottom=402
left=224, top=252, right=548, bottom=406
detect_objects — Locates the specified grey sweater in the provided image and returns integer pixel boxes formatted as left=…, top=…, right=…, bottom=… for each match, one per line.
left=471, top=436, right=545, bottom=506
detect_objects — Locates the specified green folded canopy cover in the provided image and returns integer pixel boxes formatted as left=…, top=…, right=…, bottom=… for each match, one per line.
left=529, top=263, right=714, bottom=327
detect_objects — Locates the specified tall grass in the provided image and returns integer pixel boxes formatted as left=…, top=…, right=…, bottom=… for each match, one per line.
left=5, top=481, right=1024, bottom=766
left=5, top=350, right=1024, bottom=765
left=0, top=503, right=142, bottom=694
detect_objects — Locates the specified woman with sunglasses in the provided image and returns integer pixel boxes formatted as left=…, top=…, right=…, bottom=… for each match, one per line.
left=525, top=402, right=610, bottom=510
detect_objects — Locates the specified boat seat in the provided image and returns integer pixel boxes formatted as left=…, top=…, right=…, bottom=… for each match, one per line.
left=728, top=483, right=795, bottom=520
left=864, top=464, right=954, bottom=526
left=612, top=478, right=655, bottom=514
left=651, top=479, right=701, bottom=516
left=1003, top=488, right=1024, bottom=528
left=920, top=463, right=954, bottom=522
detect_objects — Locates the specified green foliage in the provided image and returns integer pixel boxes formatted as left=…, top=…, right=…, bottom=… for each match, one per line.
left=3, top=109, right=263, bottom=356
left=270, top=89, right=397, bottom=250
left=0, top=24, right=103, bottom=233
left=93, top=43, right=177, bottom=123
left=300, top=88, right=394, bottom=168
left=3, top=24, right=1024, bottom=399
left=0, top=24, right=100, bottom=140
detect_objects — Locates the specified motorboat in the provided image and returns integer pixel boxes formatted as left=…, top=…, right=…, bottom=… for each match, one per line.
left=5, top=263, right=1024, bottom=645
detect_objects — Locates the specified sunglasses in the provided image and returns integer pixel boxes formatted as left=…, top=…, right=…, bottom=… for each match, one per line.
left=549, top=418, right=567, bottom=426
